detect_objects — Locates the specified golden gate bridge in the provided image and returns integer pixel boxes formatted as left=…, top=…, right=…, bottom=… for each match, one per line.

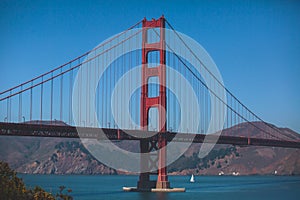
left=0, top=16, right=299, bottom=192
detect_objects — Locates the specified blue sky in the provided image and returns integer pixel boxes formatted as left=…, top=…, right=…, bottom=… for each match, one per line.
left=0, top=0, right=299, bottom=132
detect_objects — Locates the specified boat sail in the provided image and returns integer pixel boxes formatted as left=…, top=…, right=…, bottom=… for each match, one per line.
left=190, top=174, right=195, bottom=183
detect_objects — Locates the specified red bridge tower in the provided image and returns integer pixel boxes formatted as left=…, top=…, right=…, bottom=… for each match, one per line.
left=138, top=15, right=169, bottom=190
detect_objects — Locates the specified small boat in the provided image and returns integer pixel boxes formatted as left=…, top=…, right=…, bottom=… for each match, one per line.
left=190, top=174, right=195, bottom=183
left=232, top=172, right=240, bottom=176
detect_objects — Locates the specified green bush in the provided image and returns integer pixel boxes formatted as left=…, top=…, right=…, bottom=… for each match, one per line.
left=0, top=161, right=72, bottom=200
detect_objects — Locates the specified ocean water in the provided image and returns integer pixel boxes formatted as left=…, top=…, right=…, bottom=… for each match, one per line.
left=19, top=174, right=300, bottom=200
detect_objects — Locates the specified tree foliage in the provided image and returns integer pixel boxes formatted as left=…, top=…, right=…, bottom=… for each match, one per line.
left=0, top=161, right=72, bottom=200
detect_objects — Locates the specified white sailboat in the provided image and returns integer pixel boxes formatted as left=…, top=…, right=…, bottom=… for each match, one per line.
left=190, top=174, right=195, bottom=183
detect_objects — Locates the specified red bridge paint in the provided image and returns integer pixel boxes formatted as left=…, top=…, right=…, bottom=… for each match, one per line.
left=139, top=16, right=169, bottom=189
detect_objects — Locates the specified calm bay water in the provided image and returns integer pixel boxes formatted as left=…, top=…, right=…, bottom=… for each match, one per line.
left=19, top=174, right=300, bottom=200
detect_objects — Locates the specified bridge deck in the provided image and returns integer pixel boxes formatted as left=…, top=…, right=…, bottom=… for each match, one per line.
left=0, top=122, right=300, bottom=149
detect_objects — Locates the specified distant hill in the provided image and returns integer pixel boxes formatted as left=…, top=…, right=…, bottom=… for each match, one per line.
left=0, top=137, right=116, bottom=175
left=170, top=122, right=300, bottom=175
left=0, top=122, right=299, bottom=175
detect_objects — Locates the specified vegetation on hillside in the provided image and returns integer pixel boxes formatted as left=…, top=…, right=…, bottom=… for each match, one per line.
left=168, top=146, right=238, bottom=172
left=0, top=161, right=72, bottom=200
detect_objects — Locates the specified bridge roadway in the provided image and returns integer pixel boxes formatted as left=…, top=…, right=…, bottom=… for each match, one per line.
left=0, top=122, right=300, bottom=149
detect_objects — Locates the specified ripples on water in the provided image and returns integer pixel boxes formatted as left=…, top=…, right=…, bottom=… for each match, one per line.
left=19, top=174, right=300, bottom=200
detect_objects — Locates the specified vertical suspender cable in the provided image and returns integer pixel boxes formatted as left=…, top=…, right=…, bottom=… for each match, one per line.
left=87, top=55, right=90, bottom=126
left=136, top=36, right=139, bottom=129
left=40, top=76, right=43, bottom=123
left=60, top=67, right=63, bottom=122
left=97, top=48, right=100, bottom=127
left=106, top=43, right=109, bottom=128
left=122, top=36, right=125, bottom=129
left=50, top=72, right=53, bottom=123
left=69, top=64, right=73, bottom=125
left=30, top=81, right=33, bottom=121
left=231, top=95, right=233, bottom=131
left=6, top=93, right=9, bottom=122
left=18, top=86, right=22, bottom=122
left=9, top=90, right=11, bottom=122
left=78, top=58, right=82, bottom=126
left=93, top=50, right=96, bottom=127
left=104, top=46, right=107, bottom=128
left=173, top=51, right=176, bottom=132
left=129, top=35, right=131, bottom=129
left=98, top=47, right=104, bottom=127
left=101, top=50, right=104, bottom=128
left=108, top=43, right=111, bottom=128
left=167, top=51, right=170, bottom=131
